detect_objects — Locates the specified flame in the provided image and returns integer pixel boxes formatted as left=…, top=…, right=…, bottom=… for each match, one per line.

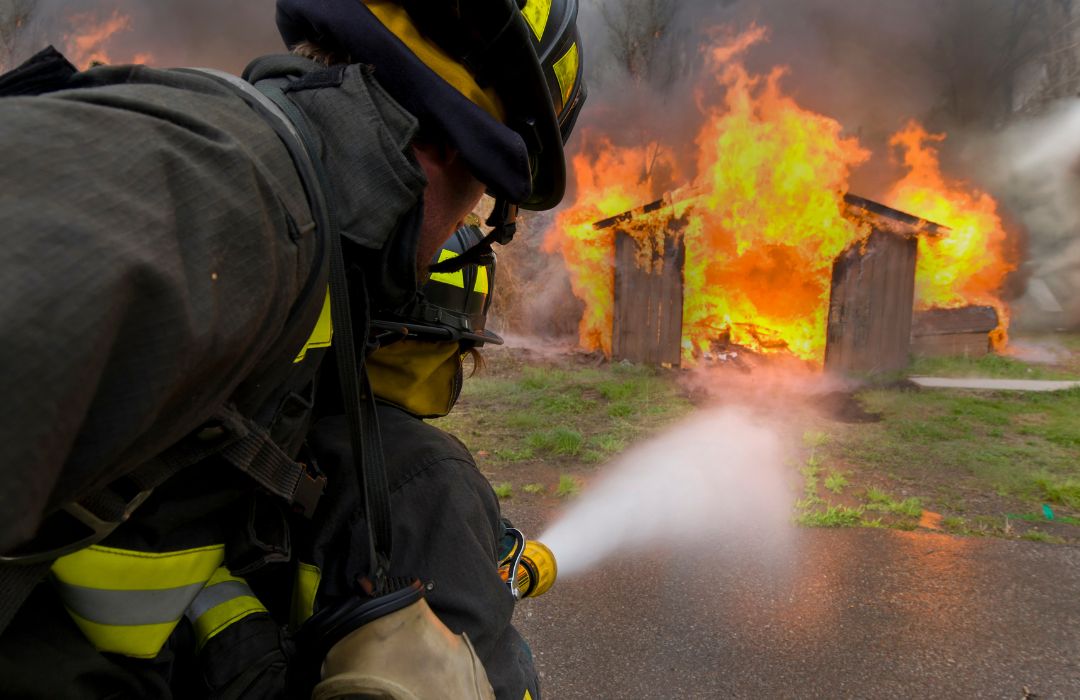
left=548, top=26, right=869, bottom=363
left=64, top=9, right=154, bottom=70
left=542, top=137, right=677, bottom=356
left=548, top=25, right=1016, bottom=364
left=885, top=121, right=1015, bottom=347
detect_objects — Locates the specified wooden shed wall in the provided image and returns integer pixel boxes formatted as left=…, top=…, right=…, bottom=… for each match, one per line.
left=612, top=223, right=685, bottom=367
left=824, top=229, right=918, bottom=374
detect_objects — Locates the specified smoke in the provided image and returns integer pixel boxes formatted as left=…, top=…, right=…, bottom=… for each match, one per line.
left=6, top=0, right=280, bottom=73
left=967, top=101, right=1080, bottom=329
left=540, top=406, right=794, bottom=578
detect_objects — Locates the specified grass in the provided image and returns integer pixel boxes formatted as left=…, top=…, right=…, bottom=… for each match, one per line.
left=526, top=427, right=584, bottom=457
left=825, top=386, right=1080, bottom=514
left=824, top=472, right=849, bottom=494
left=522, top=483, right=545, bottom=495
left=908, top=353, right=1079, bottom=380
left=797, top=505, right=864, bottom=528
left=555, top=474, right=580, bottom=498
left=493, top=483, right=513, bottom=499
left=864, top=488, right=923, bottom=517
left=432, top=359, right=693, bottom=469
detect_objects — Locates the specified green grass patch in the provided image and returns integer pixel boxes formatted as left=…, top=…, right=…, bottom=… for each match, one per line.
left=797, top=505, right=864, bottom=528
left=1033, top=476, right=1080, bottom=509
left=432, top=359, right=693, bottom=468
left=555, top=474, right=580, bottom=498
left=522, top=483, right=545, bottom=495
left=493, top=447, right=534, bottom=462
left=527, top=427, right=584, bottom=457
left=1022, top=530, right=1066, bottom=544
left=824, top=472, right=849, bottom=494
left=825, top=386, right=1080, bottom=516
left=864, top=489, right=922, bottom=517
left=492, top=483, right=513, bottom=499
left=909, top=353, right=1078, bottom=380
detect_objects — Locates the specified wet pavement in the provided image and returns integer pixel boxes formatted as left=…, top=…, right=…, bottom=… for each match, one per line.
left=505, top=511, right=1080, bottom=699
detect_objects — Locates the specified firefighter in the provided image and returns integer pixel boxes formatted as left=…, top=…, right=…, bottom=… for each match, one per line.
left=0, top=1, right=585, bottom=697
left=304, top=223, right=542, bottom=699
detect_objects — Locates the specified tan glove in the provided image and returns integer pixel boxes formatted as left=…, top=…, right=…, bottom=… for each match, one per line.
left=312, top=595, right=495, bottom=700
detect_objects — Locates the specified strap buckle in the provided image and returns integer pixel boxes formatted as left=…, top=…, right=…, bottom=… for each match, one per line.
left=0, top=489, right=152, bottom=565
left=292, top=463, right=326, bottom=520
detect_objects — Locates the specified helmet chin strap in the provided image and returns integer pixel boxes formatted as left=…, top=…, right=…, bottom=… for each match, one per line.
left=427, top=199, right=518, bottom=274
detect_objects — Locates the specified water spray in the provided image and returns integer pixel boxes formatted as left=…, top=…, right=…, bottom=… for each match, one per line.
left=539, top=407, right=794, bottom=580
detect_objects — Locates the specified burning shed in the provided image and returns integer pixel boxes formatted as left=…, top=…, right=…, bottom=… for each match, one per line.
left=592, top=192, right=944, bottom=373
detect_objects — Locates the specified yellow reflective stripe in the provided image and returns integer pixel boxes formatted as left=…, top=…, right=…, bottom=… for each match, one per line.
left=52, top=543, right=225, bottom=590
left=187, top=567, right=268, bottom=651
left=192, top=594, right=267, bottom=651
left=295, top=288, right=333, bottom=363
left=65, top=609, right=179, bottom=659
left=521, top=0, right=551, bottom=40
left=553, top=42, right=579, bottom=109
left=474, top=265, right=489, bottom=295
left=291, top=562, right=322, bottom=626
left=429, top=249, right=465, bottom=289
left=51, top=544, right=225, bottom=658
left=524, top=690, right=533, bottom=700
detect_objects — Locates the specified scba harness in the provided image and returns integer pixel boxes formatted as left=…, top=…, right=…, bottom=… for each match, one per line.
left=0, top=47, right=400, bottom=694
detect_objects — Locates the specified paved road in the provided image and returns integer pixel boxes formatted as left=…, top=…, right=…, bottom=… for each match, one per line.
left=505, top=508, right=1080, bottom=699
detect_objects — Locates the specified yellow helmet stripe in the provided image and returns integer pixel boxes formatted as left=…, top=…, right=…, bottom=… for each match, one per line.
left=553, top=42, right=579, bottom=109
left=474, top=264, right=489, bottom=295
left=429, top=249, right=466, bottom=289
left=522, top=0, right=552, bottom=41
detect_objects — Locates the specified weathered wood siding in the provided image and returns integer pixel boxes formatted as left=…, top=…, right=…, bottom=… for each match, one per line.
left=612, top=222, right=685, bottom=367
left=910, top=305, right=997, bottom=358
left=824, top=229, right=918, bottom=374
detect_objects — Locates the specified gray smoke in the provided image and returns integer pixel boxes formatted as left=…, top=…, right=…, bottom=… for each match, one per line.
left=3, top=0, right=280, bottom=73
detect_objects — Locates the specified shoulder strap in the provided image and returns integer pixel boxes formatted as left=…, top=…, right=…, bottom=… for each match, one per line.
left=251, top=74, right=394, bottom=591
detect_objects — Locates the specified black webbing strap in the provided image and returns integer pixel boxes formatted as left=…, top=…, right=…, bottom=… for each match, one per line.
left=253, top=77, right=394, bottom=589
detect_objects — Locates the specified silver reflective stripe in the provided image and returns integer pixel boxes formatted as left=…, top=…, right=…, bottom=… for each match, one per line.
left=53, top=578, right=205, bottom=626
left=185, top=580, right=254, bottom=622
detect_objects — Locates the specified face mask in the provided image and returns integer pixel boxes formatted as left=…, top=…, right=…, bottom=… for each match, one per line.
left=365, top=340, right=465, bottom=418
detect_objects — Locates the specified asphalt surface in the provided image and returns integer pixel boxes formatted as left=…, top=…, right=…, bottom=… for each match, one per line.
left=505, top=507, right=1080, bottom=699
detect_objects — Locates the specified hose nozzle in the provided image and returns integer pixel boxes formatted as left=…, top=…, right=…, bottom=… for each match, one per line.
left=498, top=529, right=557, bottom=599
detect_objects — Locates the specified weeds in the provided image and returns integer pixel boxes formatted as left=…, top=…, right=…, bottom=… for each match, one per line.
left=527, top=427, right=584, bottom=457
left=824, top=472, right=849, bottom=494
left=522, top=483, right=545, bottom=495
left=493, top=483, right=513, bottom=499
left=797, top=505, right=864, bottom=528
left=555, top=475, right=580, bottom=498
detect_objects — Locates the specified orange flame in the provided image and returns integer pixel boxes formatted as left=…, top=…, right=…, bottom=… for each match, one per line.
left=885, top=121, right=1015, bottom=347
left=548, top=26, right=869, bottom=363
left=547, top=25, right=1016, bottom=364
left=64, top=9, right=154, bottom=70
left=542, top=138, right=676, bottom=355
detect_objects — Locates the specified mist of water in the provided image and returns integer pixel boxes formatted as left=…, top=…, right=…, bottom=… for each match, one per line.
left=540, top=406, right=794, bottom=578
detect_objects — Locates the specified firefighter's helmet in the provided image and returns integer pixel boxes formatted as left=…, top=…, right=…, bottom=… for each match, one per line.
left=372, top=224, right=503, bottom=347
left=276, top=0, right=586, bottom=212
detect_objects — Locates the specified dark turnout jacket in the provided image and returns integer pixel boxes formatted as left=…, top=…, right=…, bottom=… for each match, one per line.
left=0, top=56, right=425, bottom=553
left=306, top=406, right=540, bottom=700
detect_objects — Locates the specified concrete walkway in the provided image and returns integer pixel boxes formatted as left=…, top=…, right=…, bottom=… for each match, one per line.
left=910, top=376, right=1080, bottom=391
